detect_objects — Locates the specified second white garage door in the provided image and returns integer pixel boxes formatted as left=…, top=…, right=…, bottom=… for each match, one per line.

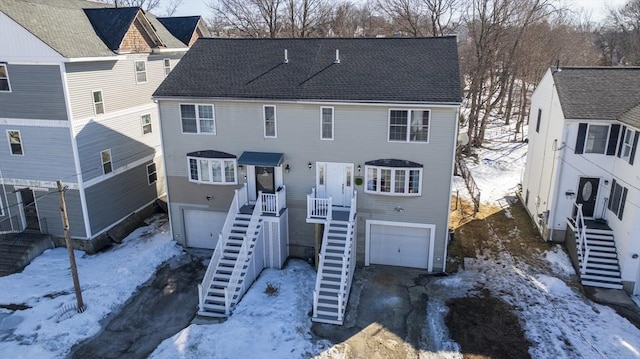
left=367, top=221, right=434, bottom=270
left=183, top=209, right=227, bottom=249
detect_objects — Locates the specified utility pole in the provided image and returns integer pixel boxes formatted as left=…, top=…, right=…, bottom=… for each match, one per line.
left=57, top=180, right=85, bottom=313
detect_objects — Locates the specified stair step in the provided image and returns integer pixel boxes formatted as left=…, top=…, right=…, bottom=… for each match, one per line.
left=579, top=252, right=617, bottom=260
left=580, top=262, right=620, bottom=270
left=583, top=268, right=621, bottom=276
left=210, top=280, right=230, bottom=287
left=317, top=294, right=338, bottom=301
left=315, top=310, right=339, bottom=318
left=584, top=246, right=617, bottom=253
left=580, top=273, right=622, bottom=281
left=321, top=276, right=341, bottom=283
left=317, top=302, right=339, bottom=310
left=319, top=288, right=340, bottom=296
left=585, top=239, right=615, bottom=247
left=581, top=280, right=623, bottom=290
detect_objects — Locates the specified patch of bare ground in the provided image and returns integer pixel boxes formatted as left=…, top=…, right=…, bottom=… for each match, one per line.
left=444, top=196, right=558, bottom=357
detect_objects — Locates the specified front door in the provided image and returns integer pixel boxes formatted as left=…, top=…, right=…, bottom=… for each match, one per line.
left=576, top=177, right=599, bottom=218
left=19, top=189, right=40, bottom=231
left=255, top=166, right=275, bottom=197
left=318, top=162, right=354, bottom=207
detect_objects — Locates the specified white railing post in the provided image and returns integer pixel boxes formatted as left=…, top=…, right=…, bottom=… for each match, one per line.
left=337, top=294, right=343, bottom=321
left=313, top=291, right=318, bottom=318
left=198, top=284, right=204, bottom=312
left=327, top=197, right=333, bottom=221
left=224, top=287, right=230, bottom=315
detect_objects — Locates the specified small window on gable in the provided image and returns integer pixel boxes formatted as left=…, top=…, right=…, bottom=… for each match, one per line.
left=147, top=162, right=157, bottom=185
left=101, top=149, right=112, bottom=175
left=321, top=107, right=334, bottom=140
left=0, top=64, right=11, bottom=92
left=135, top=60, right=147, bottom=84
left=180, top=104, right=215, bottom=134
left=388, top=109, right=430, bottom=143
left=264, top=105, right=277, bottom=138
left=364, top=160, right=422, bottom=196
left=7, top=130, right=23, bottom=156
left=585, top=124, right=609, bottom=154
left=141, top=113, right=152, bottom=135
left=187, top=154, right=237, bottom=185
left=163, top=58, right=171, bottom=76
left=92, top=90, right=104, bottom=115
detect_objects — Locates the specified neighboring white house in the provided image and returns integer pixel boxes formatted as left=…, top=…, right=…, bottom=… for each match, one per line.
left=521, top=67, right=640, bottom=295
left=0, top=0, right=202, bottom=254
left=153, top=37, right=462, bottom=324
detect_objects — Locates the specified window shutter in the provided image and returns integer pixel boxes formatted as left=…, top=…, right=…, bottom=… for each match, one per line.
left=629, top=131, right=639, bottom=165
left=608, top=179, right=616, bottom=210
left=606, top=124, right=620, bottom=155
left=575, top=123, right=587, bottom=154
left=618, top=187, right=628, bottom=220
left=617, top=126, right=626, bottom=158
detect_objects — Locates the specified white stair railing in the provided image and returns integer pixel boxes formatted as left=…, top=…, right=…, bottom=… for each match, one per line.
left=307, top=188, right=333, bottom=220
left=312, top=221, right=331, bottom=319
left=260, top=185, right=286, bottom=215
left=198, top=184, right=248, bottom=313
left=573, top=203, right=590, bottom=274
left=224, top=192, right=264, bottom=314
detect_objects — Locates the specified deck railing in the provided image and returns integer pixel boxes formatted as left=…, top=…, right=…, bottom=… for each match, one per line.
left=573, top=203, right=590, bottom=274
left=260, top=185, right=286, bottom=215
left=307, top=187, right=333, bottom=220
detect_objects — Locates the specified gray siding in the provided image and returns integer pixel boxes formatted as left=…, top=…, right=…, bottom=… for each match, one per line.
left=160, top=100, right=457, bottom=271
left=65, top=55, right=177, bottom=120
left=76, top=108, right=159, bottom=182
left=85, top=160, right=159, bottom=235
left=0, top=124, right=77, bottom=182
left=0, top=185, right=85, bottom=238
left=0, top=64, right=68, bottom=121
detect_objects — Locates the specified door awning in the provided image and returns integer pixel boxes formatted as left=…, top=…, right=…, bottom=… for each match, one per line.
left=238, top=151, right=284, bottom=167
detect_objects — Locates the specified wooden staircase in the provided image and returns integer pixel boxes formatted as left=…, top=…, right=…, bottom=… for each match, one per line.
left=198, top=186, right=264, bottom=317
left=569, top=204, right=623, bottom=290
left=312, top=191, right=358, bottom=325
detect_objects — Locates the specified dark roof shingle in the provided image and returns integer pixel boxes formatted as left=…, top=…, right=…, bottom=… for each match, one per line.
left=83, top=7, right=139, bottom=51
left=157, top=16, right=201, bottom=46
left=153, top=37, right=462, bottom=103
left=553, top=67, right=640, bottom=125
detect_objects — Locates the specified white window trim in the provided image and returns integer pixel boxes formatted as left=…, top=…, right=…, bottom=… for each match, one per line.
left=584, top=124, right=609, bottom=154
left=387, top=108, right=431, bottom=143
left=187, top=157, right=238, bottom=185
left=364, top=165, right=422, bottom=196
left=101, top=149, right=112, bottom=175
left=180, top=103, right=216, bottom=135
left=0, top=63, right=12, bottom=93
left=621, top=129, right=634, bottom=161
left=263, top=105, right=277, bottom=138
left=134, top=60, right=147, bottom=84
left=320, top=106, right=334, bottom=140
left=6, top=129, right=24, bottom=156
left=163, top=58, right=171, bottom=76
left=141, top=113, right=152, bottom=135
left=92, top=89, right=105, bottom=115
left=146, top=162, right=157, bottom=185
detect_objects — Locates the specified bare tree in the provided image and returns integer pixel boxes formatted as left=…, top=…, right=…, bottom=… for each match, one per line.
left=100, top=0, right=162, bottom=11
left=421, top=0, right=461, bottom=35
left=377, top=0, right=427, bottom=36
left=285, top=0, right=334, bottom=37
left=163, top=0, right=184, bottom=16
left=209, top=0, right=283, bottom=37
left=597, top=0, right=640, bottom=65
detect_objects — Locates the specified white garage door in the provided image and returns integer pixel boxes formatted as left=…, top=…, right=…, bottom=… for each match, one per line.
left=368, top=223, right=432, bottom=269
left=184, top=210, right=226, bottom=249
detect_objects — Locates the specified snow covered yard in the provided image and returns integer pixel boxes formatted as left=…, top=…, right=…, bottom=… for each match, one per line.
left=0, top=215, right=182, bottom=359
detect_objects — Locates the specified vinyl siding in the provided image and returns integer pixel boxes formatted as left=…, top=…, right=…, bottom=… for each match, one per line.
left=160, top=100, right=457, bottom=271
left=75, top=106, right=160, bottom=182
left=0, top=185, right=85, bottom=238
left=0, top=124, right=76, bottom=182
left=65, top=55, right=181, bottom=120
left=0, top=64, right=68, bottom=121
left=85, top=160, right=159, bottom=234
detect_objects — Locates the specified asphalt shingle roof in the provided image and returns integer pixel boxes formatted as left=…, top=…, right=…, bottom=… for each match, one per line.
left=0, top=0, right=185, bottom=58
left=153, top=37, right=462, bottom=103
left=553, top=67, right=640, bottom=127
left=84, top=7, right=139, bottom=51
left=157, top=16, right=201, bottom=46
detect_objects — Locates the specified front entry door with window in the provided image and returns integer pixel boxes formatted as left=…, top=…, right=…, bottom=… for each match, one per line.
left=255, top=166, right=275, bottom=197
left=576, top=177, right=599, bottom=218
left=317, top=162, right=354, bottom=207
left=19, top=189, right=40, bottom=231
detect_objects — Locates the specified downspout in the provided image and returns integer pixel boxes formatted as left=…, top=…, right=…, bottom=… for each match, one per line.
left=442, top=105, right=461, bottom=272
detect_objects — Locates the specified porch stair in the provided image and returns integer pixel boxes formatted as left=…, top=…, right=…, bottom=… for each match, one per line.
left=568, top=211, right=623, bottom=290
left=198, top=186, right=264, bottom=318
left=312, top=217, right=356, bottom=325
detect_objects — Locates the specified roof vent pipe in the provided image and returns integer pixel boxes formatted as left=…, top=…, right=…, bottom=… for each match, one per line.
left=334, top=49, right=340, bottom=64
left=283, top=49, right=289, bottom=64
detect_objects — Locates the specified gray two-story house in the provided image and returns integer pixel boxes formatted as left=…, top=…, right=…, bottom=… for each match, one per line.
left=0, top=0, right=197, bottom=253
left=154, top=37, right=462, bottom=324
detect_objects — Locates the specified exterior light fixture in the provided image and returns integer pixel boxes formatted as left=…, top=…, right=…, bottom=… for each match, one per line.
left=357, top=164, right=361, bottom=172
left=308, top=162, right=312, bottom=170
left=285, top=164, right=290, bottom=173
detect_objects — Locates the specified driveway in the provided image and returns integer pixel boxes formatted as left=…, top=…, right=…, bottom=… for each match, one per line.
left=312, top=264, right=432, bottom=358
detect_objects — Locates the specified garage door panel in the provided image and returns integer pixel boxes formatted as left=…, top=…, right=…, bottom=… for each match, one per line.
left=184, top=210, right=226, bottom=249
left=369, top=223, right=430, bottom=269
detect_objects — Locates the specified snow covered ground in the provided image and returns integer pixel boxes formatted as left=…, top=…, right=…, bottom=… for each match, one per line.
left=0, top=215, right=182, bottom=359
left=1, top=120, right=638, bottom=358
